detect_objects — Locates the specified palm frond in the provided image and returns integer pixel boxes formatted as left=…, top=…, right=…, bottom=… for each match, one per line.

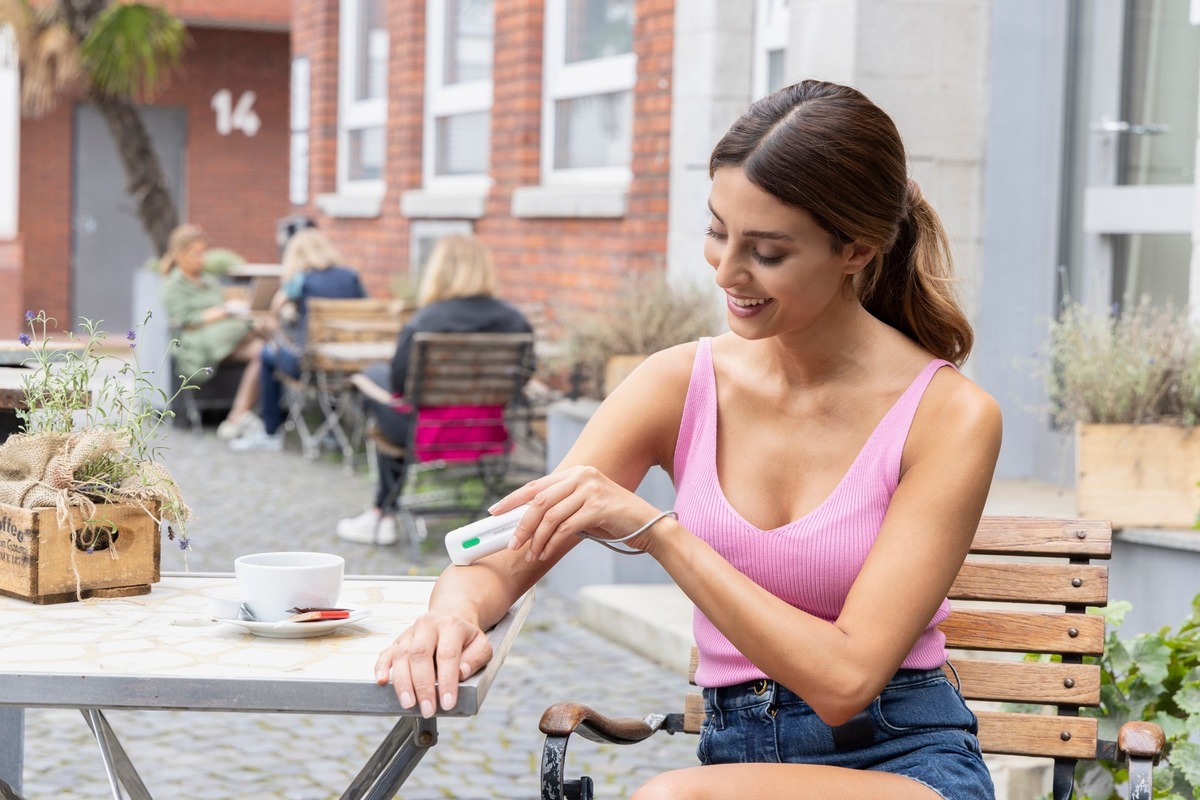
left=21, top=21, right=82, bottom=116
left=0, top=0, right=84, bottom=117
left=79, top=3, right=185, bottom=99
left=0, top=0, right=35, bottom=61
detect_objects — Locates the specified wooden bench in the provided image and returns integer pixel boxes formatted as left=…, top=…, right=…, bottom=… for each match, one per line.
left=539, top=516, right=1166, bottom=800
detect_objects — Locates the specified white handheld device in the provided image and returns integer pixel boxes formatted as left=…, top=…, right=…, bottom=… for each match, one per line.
left=445, top=505, right=530, bottom=565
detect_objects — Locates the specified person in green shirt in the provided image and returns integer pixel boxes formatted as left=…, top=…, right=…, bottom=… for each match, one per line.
left=160, top=224, right=270, bottom=440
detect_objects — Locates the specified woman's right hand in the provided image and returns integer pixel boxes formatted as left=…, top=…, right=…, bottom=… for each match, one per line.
left=373, top=608, right=495, bottom=718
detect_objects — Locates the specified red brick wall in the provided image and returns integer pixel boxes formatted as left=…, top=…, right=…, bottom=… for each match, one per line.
left=289, top=0, right=676, bottom=339
left=15, top=25, right=290, bottom=333
left=291, top=0, right=416, bottom=299
left=166, top=0, right=291, bottom=31
left=162, top=27, right=291, bottom=260
left=0, top=239, right=23, bottom=337
left=16, top=104, right=72, bottom=332
left=478, top=0, right=675, bottom=333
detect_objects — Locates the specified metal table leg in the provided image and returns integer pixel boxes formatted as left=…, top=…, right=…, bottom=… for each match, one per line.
left=0, top=708, right=23, bottom=798
left=340, top=716, right=438, bottom=800
left=81, top=709, right=154, bottom=800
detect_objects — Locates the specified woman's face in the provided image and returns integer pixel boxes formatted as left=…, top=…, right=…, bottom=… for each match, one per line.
left=704, top=167, right=871, bottom=341
left=177, top=239, right=208, bottom=278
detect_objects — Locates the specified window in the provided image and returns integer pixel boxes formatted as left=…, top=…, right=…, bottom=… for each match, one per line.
left=542, top=0, right=636, bottom=184
left=753, top=0, right=789, bottom=98
left=423, top=0, right=493, bottom=188
left=338, top=0, right=388, bottom=193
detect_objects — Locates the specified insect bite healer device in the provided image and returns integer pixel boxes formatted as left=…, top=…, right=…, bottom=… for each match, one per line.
left=445, top=505, right=531, bottom=565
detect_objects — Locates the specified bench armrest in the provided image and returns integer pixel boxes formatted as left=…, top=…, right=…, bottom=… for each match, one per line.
left=539, top=703, right=662, bottom=746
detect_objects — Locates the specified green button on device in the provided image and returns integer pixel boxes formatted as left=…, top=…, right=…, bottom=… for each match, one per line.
left=462, top=537, right=481, bottom=549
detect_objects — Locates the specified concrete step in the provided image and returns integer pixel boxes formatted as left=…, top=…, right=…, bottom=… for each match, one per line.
left=578, top=583, right=694, bottom=676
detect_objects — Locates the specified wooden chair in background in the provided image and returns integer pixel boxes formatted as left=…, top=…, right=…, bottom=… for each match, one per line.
left=277, top=297, right=411, bottom=467
left=351, top=331, right=536, bottom=560
left=537, top=516, right=1166, bottom=800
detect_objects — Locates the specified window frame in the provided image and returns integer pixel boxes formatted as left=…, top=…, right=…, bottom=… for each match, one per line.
left=337, top=0, right=388, bottom=198
left=422, top=0, right=494, bottom=192
left=540, top=0, right=636, bottom=186
left=753, top=0, right=790, bottom=99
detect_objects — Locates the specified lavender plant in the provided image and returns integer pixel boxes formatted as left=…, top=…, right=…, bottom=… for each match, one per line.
left=13, top=310, right=203, bottom=551
left=1046, top=299, right=1200, bottom=427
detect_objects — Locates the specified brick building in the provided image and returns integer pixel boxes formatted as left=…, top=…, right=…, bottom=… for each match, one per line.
left=288, top=0, right=678, bottom=338
left=8, top=0, right=1198, bottom=487
left=0, top=1, right=292, bottom=336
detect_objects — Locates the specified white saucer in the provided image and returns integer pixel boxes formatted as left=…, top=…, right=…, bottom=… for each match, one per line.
left=218, top=607, right=371, bottom=639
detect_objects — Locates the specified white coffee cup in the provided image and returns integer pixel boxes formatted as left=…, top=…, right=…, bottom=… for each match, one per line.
left=234, top=552, right=345, bottom=622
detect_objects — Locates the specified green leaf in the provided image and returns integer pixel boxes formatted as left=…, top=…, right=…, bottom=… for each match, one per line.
left=1131, top=637, right=1173, bottom=686
left=1175, top=685, right=1200, bottom=716
left=79, top=4, right=186, bottom=99
left=1167, top=741, right=1200, bottom=787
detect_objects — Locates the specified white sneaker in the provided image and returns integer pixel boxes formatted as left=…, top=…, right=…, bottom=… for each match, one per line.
left=228, top=428, right=283, bottom=453
left=217, top=412, right=263, bottom=442
left=336, top=509, right=397, bottom=545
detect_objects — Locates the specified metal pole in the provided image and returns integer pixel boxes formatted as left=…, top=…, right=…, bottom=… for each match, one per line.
left=0, top=708, right=24, bottom=795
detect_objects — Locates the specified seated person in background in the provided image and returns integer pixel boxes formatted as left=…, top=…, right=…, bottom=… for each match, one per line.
left=160, top=224, right=269, bottom=439
left=337, top=233, right=533, bottom=545
left=229, top=228, right=366, bottom=452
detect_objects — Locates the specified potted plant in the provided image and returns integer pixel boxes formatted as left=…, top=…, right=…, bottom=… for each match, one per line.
left=1044, top=299, right=1200, bottom=528
left=563, top=272, right=721, bottom=399
left=0, top=310, right=196, bottom=603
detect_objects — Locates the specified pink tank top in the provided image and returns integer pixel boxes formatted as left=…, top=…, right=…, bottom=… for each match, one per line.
left=674, top=338, right=954, bottom=687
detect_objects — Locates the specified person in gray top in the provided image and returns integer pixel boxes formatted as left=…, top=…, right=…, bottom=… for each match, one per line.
left=336, top=234, right=533, bottom=546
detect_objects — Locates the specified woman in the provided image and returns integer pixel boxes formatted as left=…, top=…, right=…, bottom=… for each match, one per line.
left=374, top=81, right=1003, bottom=799
left=228, top=228, right=366, bottom=452
left=159, top=224, right=268, bottom=440
left=336, top=233, right=533, bottom=545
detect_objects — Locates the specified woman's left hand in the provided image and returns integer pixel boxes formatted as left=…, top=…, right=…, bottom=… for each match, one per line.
left=495, top=465, right=663, bottom=562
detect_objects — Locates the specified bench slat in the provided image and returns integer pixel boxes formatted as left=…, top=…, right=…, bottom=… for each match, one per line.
left=684, top=693, right=704, bottom=734
left=940, top=610, right=1105, bottom=654
left=949, top=562, right=1108, bottom=605
left=971, top=517, right=1111, bottom=558
left=976, top=711, right=1098, bottom=759
left=945, top=659, right=1101, bottom=706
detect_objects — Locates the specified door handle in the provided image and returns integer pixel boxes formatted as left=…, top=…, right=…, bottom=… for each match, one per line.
left=1089, top=119, right=1170, bottom=135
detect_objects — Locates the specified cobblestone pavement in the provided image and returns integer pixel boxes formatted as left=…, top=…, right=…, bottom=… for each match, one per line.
left=20, top=427, right=698, bottom=799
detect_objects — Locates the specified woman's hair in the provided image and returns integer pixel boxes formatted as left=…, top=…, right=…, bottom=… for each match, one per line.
left=708, top=80, right=973, bottom=365
left=281, top=228, right=343, bottom=283
left=417, top=233, right=496, bottom=307
left=159, top=224, right=209, bottom=275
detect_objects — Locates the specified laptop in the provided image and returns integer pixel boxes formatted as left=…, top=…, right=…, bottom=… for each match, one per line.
left=248, top=275, right=281, bottom=312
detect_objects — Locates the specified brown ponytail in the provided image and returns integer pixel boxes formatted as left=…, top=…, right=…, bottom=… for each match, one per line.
left=856, top=180, right=973, bottom=365
left=710, top=80, right=974, bottom=365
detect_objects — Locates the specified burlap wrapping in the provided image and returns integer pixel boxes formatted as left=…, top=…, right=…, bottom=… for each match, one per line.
left=0, top=430, right=190, bottom=526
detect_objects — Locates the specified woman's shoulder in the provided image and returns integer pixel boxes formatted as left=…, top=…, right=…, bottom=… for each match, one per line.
left=910, top=357, right=1002, bottom=453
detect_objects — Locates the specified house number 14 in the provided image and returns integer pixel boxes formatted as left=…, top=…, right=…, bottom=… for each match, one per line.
left=211, top=89, right=261, bottom=136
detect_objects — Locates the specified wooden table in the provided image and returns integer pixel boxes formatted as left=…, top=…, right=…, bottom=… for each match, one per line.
left=313, top=340, right=395, bottom=373
left=224, top=263, right=283, bottom=280
left=0, top=573, right=533, bottom=800
left=0, top=338, right=85, bottom=367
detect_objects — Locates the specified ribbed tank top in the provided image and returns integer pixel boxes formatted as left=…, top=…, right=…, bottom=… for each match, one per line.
left=674, top=338, right=954, bottom=687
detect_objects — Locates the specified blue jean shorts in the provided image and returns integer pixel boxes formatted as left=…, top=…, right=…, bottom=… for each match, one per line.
left=697, top=667, right=994, bottom=799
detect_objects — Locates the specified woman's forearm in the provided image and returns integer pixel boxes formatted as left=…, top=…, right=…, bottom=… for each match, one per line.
left=428, top=559, right=537, bottom=630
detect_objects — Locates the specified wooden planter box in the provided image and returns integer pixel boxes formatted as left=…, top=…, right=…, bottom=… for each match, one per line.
left=0, top=501, right=161, bottom=604
left=1076, top=422, right=1200, bottom=529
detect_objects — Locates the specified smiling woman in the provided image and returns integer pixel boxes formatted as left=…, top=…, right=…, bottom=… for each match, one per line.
left=375, top=80, right=1001, bottom=800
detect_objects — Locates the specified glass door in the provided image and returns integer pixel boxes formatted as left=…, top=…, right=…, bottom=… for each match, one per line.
left=1059, top=0, right=1199, bottom=315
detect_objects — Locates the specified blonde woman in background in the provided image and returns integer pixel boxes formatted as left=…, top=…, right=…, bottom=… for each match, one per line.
left=336, top=233, right=533, bottom=545
left=229, top=228, right=366, bottom=452
left=159, top=224, right=269, bottom=440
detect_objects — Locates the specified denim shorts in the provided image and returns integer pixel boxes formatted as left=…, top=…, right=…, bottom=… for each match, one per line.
left=697, top=667, right=994, bottom=799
